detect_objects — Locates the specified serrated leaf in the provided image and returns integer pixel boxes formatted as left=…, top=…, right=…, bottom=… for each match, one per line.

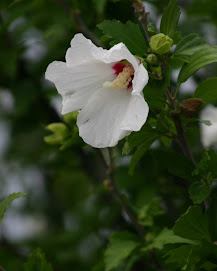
left=0, top=192, right=27, bottom=223
left=193, top=149, right=217, bottom=178
left=24, top=248, right=53, bottom=271
left=142, top=228, right=198, bottom=252
left=165, top=245, right=200, bottom=269
left=104, top=232, right=141, bottom=271
left=173, top=34, right=209, bottom=57
left=194, top=77, right=217, bottom=103
left=97, top=20, right=148, bottom=55
left=129, top=134, right=159, bottom=176
left=178, top=46, right=217, bottom=83
left=160, top=0, right=181, bottom=39
left=137, top=199, right=164, bottom=226
left=189, top=182, right=211, bottom=204
left=173, top=205, right=211, bottom=241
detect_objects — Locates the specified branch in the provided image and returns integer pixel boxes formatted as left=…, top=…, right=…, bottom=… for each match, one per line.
left=133, top=1, right=150, bottom=42
left=54, top=0, right=99, bottom=46
left=166, top=88, right=197, bottom=166
left=97, top=148, right=145, bottom=242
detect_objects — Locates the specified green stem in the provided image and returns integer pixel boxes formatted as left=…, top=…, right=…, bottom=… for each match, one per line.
left=174, top=83, right=181, bottom=99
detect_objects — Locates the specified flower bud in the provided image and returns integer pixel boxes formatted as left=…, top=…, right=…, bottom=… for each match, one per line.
left=147, top=54, right=158, bottom=66
left=150, top=33, right=173, bottom=55
left=180, top=98, right=205, bottom=117
left=44, top=123, right=69, bottom=145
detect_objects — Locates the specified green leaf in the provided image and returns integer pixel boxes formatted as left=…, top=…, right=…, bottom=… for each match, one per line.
left=178, top=46, right=217, bottom=83
left=200, top=262, right=217, bottom=271
left=104, top=232, right=141, bottom=271
left=93, top=0, right=107, bottom=14
left=143, top=86, right=165, bottom=109
left=207, top=187, right=217, bottom=240
left=126, top=124, right=158, bottom=151
left=160, top=0, right=181, bottom=39
left=173, top=34, right=209, bottom=57
left=147, top=22, right=158, bottom=36
left=122, top=141, right=132, bottom=156
left=137, top=199, right=164, bottom=226
left=97, top=20, right=148, bottom=55
left=24, top=248, right=53, bottom=271
left=199, top=119, right=212, bottom=126
left=166, top=152, right=195, bottom=180
left=129, top=134, right=159, bottom=176
left=0, top=192, right=27, bottom=223
left=189, top=182, right=211, bottom=204
left=142, top=228, right=198, bottom=252
left=173, top=205, right=211, bottom=241
left=193, top=149, right=217, bottom=179
left=194, top=78, right=217, bottom=103
left=165, top=245, right=200, bottom=270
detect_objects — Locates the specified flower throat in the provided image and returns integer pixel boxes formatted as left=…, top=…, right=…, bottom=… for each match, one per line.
left=103, top=60, right=134, bottom=90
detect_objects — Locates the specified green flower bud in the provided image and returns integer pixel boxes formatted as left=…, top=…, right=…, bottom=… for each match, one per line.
left=150, top=33, right=173, bottom=55
left=147, top=54, right=158, bottom=66
left=44, top=123, right=69, bottom=145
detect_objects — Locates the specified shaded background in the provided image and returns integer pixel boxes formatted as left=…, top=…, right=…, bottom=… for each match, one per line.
left=0, top=0, right=217, bottom=270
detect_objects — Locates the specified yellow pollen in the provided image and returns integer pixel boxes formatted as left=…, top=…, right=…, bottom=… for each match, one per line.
left=103, top=64, right=134, bottom=90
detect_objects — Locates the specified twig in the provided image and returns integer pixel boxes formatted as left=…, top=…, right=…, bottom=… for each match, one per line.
left=166, top=88, right=197, bottom=166
left=0, top=267, right=6, bottom=271
left=133, top=1, right=150, bottom=42
left=54, top=0, right=99, bottom=46
left=97, top=148, right=145, bottom=242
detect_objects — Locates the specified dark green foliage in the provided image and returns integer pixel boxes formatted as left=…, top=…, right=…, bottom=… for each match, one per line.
left=178, top=46, right=217, bottom=83
left=0, top=193, right=27, bottom=223
left=160, top=0, right=180, bottom=39
left=104, top=232, right=141, bottom=271
left=97, top=20, right=148, bottom=55
left=24, top=249, right=53, bottom=271
left=1, top=0, right=217, bottom=270
left=194, top=77, right=217, bottom=103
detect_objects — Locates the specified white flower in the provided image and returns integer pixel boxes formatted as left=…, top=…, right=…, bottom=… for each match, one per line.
left=45, top=34, right=149, bottom=148
left=200, top=105, right=217, bottom=148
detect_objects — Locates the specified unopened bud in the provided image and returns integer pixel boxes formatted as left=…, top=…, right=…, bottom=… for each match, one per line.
left=44, top=123, right=69, bottom=145
left=180, top=98, right=205, bottom=117
left=103, top=179, right=113, bottom=191
left=147, top=54, right=158, bottom=66
left=150, top=33, right=173, bottom=55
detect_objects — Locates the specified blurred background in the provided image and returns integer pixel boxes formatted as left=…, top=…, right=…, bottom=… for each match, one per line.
left=0, top=0, right=217, bottom=270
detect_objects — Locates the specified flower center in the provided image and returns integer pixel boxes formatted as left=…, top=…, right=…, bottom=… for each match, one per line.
left=103, top=60, right=134, bottom=90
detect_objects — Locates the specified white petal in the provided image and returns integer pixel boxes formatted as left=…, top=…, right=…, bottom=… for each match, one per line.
left=45, top=61, right=114, bottom=113
left=97, top=43, right=139, bottom=70
left=120, top=64, right=149, bottom=131
left=120, top=95, right=149, bottom=131
left=77, top=87, right=131, bottom=148
left=132, top=64, right=149, bottom=95
left=66, top=33, right=106, bottom=67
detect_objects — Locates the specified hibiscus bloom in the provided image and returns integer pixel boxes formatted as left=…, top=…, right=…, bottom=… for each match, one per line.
left=45, top=34, right=149, bottom=148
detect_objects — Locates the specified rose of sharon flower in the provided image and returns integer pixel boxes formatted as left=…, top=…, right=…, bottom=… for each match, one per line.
left=45, top=34, right=149, bottom=148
